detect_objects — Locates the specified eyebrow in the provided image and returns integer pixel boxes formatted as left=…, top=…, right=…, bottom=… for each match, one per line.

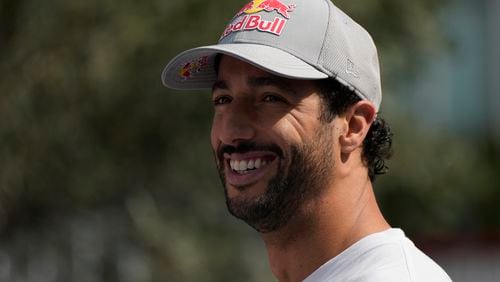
left=212, top=80, right=228, bottom=93
left=212, top=76, right=297, bottom=95
left=248, top=76, right=297, bottom=95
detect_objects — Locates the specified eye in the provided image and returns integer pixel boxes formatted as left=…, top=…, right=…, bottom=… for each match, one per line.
left=263, top=94, right=286, bottom=103
left=213, top=95, right=232, bottom=106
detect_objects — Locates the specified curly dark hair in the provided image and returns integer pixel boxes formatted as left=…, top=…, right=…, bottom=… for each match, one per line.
left=316, top=79, right=393, bottom=181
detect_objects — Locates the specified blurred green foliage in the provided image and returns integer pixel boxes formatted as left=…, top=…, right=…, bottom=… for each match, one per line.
left=0, top=0, right=498, bottom=281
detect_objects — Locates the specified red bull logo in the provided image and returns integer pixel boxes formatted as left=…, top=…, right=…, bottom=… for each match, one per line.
left=221, top=0, right=296, bottom=39
left=179, top=56, right=209, bottom=79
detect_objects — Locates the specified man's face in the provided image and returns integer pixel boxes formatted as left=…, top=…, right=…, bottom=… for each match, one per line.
left=211, top=56, right=337, bottom=233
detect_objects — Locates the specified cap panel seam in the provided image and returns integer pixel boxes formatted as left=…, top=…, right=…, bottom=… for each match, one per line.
left=316, top=0, right=333, bottom=75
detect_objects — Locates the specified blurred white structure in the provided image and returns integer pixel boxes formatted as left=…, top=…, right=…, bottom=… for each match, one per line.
left=486, top=0, right=500, bottom=142
left=419, top=233, right=500, bottom=282
left=410, top=0, right=500, bottom=280
left=410, top=0, right=500, bottom=144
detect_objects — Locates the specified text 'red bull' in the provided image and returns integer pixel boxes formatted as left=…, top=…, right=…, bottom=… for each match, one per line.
left=221, top=15, right=287, bottom=38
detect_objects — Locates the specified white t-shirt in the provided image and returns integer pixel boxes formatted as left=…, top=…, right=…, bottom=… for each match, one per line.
left=303, top=228, right=452, bottom=282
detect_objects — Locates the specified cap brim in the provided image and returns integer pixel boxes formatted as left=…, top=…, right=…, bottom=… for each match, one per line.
left=161, top=43, right=328, bottom=90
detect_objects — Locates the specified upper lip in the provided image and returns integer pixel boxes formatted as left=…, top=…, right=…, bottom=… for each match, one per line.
left=223, top=151, right=277, bottom=162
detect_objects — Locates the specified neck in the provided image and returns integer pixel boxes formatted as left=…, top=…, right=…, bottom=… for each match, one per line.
left=261, top=174, right=390, bottom=282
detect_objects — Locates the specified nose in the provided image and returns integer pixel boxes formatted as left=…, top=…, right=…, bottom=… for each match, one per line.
left=213, top=103, right=257, bottom=146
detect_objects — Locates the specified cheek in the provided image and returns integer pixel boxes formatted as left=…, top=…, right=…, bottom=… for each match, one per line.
left=210, top=116, right=220, bottom=149
left=274, top=116, right=310, bottom=144
left=210, top=125, right=219, bottom=150
left=272, top=123, right=293, bottom=144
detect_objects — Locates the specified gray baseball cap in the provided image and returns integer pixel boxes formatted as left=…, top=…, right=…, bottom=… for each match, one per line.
left=161, top=0, right=382, bottom=110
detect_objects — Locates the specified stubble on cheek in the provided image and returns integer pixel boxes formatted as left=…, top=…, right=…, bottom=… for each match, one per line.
left=212, top=123, right=335, bottom=233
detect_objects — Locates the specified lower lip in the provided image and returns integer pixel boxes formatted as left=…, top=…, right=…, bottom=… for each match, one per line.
left=225, top=160, right=276, bottom=188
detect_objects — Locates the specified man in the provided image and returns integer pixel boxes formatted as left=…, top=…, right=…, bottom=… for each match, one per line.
left=161, top=0, right=452, bottom=281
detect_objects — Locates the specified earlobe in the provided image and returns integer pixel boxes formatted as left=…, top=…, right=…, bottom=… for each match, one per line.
left=339, top=101, right=376, bottom=154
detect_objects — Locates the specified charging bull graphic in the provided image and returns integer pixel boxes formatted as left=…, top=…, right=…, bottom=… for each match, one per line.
left=179, top=56, right=209, bottom=79
left=237, top=0, right=296, bottom=19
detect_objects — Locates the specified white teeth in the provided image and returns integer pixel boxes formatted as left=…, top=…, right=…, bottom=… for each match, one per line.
left=239, top=160, right=248, bottom=171
left=229, top=157, right=269, bottom=172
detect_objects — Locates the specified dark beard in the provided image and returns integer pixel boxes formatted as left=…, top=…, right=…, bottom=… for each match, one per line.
left=216, top=126, right=334, bottom=233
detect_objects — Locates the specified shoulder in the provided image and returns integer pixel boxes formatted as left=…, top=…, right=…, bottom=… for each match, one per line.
left=303, top=229, right=452, bottom=282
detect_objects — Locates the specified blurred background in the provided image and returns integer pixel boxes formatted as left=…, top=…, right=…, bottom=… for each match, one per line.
left=0, top=0, right=499, bottom=281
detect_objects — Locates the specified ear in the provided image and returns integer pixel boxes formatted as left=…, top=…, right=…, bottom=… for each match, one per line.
left=339, top=101, right=376, bottom=154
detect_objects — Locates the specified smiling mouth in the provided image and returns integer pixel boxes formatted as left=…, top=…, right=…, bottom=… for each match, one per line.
left=229, top=157, right=274, bottom=174
left=223, top=153, right=277, bottom=187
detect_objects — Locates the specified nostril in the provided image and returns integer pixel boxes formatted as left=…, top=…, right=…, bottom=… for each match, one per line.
left=212, top=107, right=257, bottom=145
left=226, top=124, right=257, bottom=144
